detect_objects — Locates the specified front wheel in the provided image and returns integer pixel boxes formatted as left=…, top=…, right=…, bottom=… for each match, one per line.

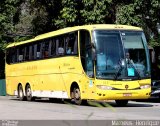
left=115, top=100, right=128, bottom=107
left=73, top=87, right=84, bottom=105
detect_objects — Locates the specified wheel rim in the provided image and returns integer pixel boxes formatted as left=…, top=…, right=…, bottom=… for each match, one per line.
left=27, top=86, right=32, bottom=98
left=19, top=86, right=23, bottom=98
left=19, top=88, right=23, bottom=98
left=74, top=89, right=80, bottom=100
left=73, top=88, right=82, bottom=105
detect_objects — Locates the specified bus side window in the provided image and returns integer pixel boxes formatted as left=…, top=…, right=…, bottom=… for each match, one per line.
left=73, top=34, right=78, bottom=54
left=18, top=55, right=23, bottom=62
left=29, top=44, right=35, bottom=60
left=36, top=43, right=41, bottom=59
left=18, top=47, right=24, bottom=62
left=24, top=46, right=29, bottom=61
left=56, top=39, right=59, bottom=55
left=6, top=47, right=17, bottom=64
left=58, top=37, right=64, bottom=55
left=15, top=48, right=18, bottom=63
left=42, top=40, right=49, bottom=58
left=50, top=38, right=56, bottom=57
left=65, top=35, right=71, bottom=54
left=6, top=49, right=10, bottom=64
left=65, top=32, right=78, bottom=55
left=6, top=48, right=11, bottom=64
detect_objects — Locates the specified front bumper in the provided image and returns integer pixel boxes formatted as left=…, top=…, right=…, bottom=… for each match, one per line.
left=94, top=88, right=151, bottom=100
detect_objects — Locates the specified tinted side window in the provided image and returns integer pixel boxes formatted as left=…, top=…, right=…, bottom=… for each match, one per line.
left=29, top=44, right=36, bottom=60
left=50, top=39, right=56, bottom=56
left=65, top=32, right=78, bottom=55
left=36, top=43, right=42, bottom=59
left=6, top=47, right=17, bottom=64
left=57, top=37, right=65, bottom=55
left=18, top=46, right=25, bottom=62
left=24, top=46, right=29, bottom=61
left=42, top=40, right=49, bottom=58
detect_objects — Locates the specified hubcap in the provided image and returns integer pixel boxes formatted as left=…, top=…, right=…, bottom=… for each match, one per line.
left=74, top=89, right=80, bottom=100
left=19, top=89, right=23, bottom=98
left=27, top=87, right=31, bottom=97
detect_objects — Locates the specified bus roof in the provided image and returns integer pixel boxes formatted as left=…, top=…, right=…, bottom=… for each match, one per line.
left=6, top=24, right=142, bottom=48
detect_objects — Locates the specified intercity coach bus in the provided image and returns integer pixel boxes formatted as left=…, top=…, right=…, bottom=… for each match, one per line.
left=5, top=24, right=151, bottom=106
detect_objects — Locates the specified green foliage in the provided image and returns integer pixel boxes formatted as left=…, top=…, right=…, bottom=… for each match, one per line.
left=13, top=36, right=33, bottom=42
left=55, top=0, right=79, bottom=28
left=116, top=4, right=142, bottom=26
left=81, top=0, right=110, bottom=24
left=149, top=34, right=160, bottom=47
left=0, top=0, right=23, bottom=47
left=30, top=0, right=62, bottom=34
left=55, top=0, right=115, bottom=28
left=0, top=41, right=8, bottom=51
left=116, top=0, right=160, bottom=45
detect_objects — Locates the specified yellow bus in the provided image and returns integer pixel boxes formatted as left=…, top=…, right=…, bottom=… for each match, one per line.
left=5, top=24, right=151, bottom=106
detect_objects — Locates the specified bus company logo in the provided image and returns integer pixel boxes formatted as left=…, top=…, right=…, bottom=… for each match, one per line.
left=125, top=85, right=129, bottom=90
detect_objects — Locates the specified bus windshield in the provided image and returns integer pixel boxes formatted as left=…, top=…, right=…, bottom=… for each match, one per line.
left=94, top=30, right=150, bottom=80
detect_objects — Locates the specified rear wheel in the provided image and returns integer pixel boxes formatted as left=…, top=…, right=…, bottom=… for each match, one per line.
left=26, top=84, right=34, bottom=101
left=18, top=85, right=25, bottom=101
left=115, top=100, right=128, bottom=107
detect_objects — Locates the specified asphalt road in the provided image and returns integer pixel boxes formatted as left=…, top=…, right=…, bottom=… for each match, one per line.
left=0, top=96, right=160, bottom=120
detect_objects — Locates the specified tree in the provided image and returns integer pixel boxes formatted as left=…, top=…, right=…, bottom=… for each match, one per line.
left=116, top=0, right=160, bottom=46
left=30, top=0, right=62, bottom=34
left=55, top=0, right=116, bottom=29
left=0, top=0, right=24, bottom=78
left=0, top=0, right=24, bottom=44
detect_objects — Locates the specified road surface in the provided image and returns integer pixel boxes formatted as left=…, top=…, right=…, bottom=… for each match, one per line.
left=0, top=96, right=160, bottom=120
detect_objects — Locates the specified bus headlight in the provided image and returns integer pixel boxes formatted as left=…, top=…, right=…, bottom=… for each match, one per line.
left=96, top=85, right=113, bottom=90
left=140, top=85, right=151, bottom=89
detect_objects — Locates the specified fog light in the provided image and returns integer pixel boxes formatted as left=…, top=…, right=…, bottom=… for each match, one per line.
left=140, top=85, right=150, bottom=89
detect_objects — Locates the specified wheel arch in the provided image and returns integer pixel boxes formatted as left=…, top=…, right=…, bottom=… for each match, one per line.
left=70, top=81, right=80, bottom=98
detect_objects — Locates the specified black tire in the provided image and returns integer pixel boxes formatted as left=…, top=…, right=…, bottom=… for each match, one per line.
left=115, top=100, right=128, bottom=107
left=18, top=85, right=25, bottom=101
left=26, top=84, right=34, bottom=101
left=73, top=87, right=83, bottom=105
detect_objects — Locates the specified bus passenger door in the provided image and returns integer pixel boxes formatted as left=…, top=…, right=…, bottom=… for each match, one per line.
left=80, top=30, right=95, bottom=99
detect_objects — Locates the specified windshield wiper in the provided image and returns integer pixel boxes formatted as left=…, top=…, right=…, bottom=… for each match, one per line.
left=114, top=59, right=141, bottom=80
left=114, top=61, right=124, bottom=80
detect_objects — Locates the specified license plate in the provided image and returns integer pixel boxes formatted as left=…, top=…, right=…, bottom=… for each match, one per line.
left=123, top=93, right=132, bottom=96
